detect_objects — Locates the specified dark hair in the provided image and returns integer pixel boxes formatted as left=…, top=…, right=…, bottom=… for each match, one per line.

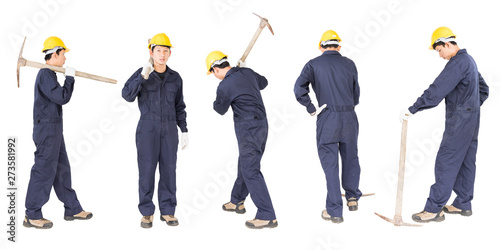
left=44, top=48, right=64, bottom=61
left=210, top=57, right=230, bottom=73
left=320, top=40, right=340, bottom=49
left=432, top=37, right=457, bottom=50
left=151, top=45, right=171, bottom=51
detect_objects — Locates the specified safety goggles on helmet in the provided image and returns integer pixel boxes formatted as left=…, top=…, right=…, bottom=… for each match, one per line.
left=44, top=46, right=65, bottom=55
left=320, top=40, right=340, bottom=47
left=210, top=58, right=228, bottom=71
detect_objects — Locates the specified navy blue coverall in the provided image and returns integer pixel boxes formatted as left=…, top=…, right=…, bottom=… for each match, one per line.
left=122, top=67, right=187, bottom=216
left=294, top=50, right=362, bottom=217
left=25, top=68, right=83, bottom=220
left=409, top=49, right=489, bottom=213
left=214, top=67, right=276, bottom=221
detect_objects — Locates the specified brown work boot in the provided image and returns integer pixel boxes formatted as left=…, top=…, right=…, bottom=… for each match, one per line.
left=245, top=219, right=278, bottom=229
left=443, top=205, right=473, bottom=216
left=412, top=210, right=445, bottom=223
left=23, top=215, right=53, bottom=229
left=222, top=200, right=246, bottom=214
left=141, top=215, right=154, bottom=228
left=161, top=215, right=179, bottom=226
left=64, top=210, right=93, bottom=221
left=321, top=210, right=344, bottom=224
left=347, top=198, right=358, bottom=211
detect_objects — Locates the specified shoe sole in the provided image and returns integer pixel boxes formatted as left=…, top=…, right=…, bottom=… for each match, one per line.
left=160, top=216, right=179, bottom=226
left=141, top=222, right=153, bottom=228
left=245, top=221, right=278, bottom=229
left=412, top=214, right=445, bottom=223
left=64, top=213, right=93, bottom=221
left=222, top=204, right=246, bottom=214
left=443, top=207, right=472, bottom=217
left=23, top=220, right=53, bottom=229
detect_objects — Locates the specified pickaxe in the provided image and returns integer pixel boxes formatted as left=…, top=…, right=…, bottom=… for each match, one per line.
left=342, top=193, right=375, bottom=197
left=237, top=13, right=274, bottom=67
left=375, top=119, right=421, bottom=227
left=17, top=37, right=117, bottom=88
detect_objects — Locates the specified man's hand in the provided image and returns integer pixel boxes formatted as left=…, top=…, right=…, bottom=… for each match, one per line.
left=141, top=61, right=153, bottom=79
left=65, top=66, right=75, bottom=78
left=181, top=132, right=189, bottom=150
left=400, top=108, right=413, bottom=122
left=310, top=104, right=327, bottom=116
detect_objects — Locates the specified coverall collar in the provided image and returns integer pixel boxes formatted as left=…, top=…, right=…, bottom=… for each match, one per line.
left=224, top=66, right=240, bottom=79
left=322, top=50, right=341, bottom=56
left=151, top=66, right=173, bottom=81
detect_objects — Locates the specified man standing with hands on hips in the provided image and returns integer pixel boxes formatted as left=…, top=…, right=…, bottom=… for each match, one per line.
left=24, top=36, right=93, bottom=229
left=294, top=30, right=363, bottom=224
left=401, top=27, right=489, bottom=223
left=123, top=33, right=188, bottom=228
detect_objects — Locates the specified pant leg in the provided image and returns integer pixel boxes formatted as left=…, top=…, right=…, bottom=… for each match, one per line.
left=158, top=121, right=178, bottom=215
left=424, top=111, right=478, bottom=213
left=230, top=157, right=249, bottom=204
left=235, top=120, right=276, bottom=220
left=25, top=124, right=62, bottom=220
left=339, top=111, right=362, bottom=200
left=136, top=120, right=161, bottom=216
left=52, top=135, right=83, bottom=216
left=317, top=111, right=343, bottom=217
left=452, top=113, right=480, bottom=211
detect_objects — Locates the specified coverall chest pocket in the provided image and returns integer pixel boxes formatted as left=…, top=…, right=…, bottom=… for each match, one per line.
left=143, top=82, right=159, bottom=101
left=166, top=84, right=177, bottom=103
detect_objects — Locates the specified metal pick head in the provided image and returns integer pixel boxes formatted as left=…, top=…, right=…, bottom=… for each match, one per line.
left=253, top=13, right=274, bottom=35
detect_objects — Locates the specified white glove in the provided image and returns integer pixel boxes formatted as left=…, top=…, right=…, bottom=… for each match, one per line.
left=238, top=59, right=246, bottom=67
left=65, top=66, right=75, bottom=77
left=180, top=132, right=188, bottom=150
left=311, top=104, right=327, bottom=116
left=400, top=108, right=413, bottom=122
left=141, top=61, right=153, bottom=79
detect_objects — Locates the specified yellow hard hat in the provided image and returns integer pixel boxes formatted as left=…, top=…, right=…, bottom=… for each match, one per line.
left=206, top=51, right=228, bottom=75
left=429, top=27, right=456, bottom=50
left=319, top=30, right=342, bottom=48
left=148, top=33, right=173, bottom=49
left=42, top=36, right=69, bottom=53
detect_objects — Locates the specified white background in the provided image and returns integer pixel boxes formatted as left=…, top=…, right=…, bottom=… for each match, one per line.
left=1, top=0, right=499, bottom=249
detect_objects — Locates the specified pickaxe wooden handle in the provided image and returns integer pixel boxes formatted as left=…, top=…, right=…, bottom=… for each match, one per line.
left=17, top=37, right=117, bottom=88
left=374, top=119, right=421, bottom=227
left=237, top=13, right=274, bottom=67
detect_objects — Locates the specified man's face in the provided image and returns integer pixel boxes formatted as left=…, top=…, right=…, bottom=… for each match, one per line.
left=150, top=46, right=171, bottom=66
left=52, top=50, right=66, bottom=67
left=434, top=43, right=453, bottom=60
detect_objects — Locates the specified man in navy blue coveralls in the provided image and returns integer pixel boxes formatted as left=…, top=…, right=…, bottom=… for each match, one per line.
left=205, top=51, right=277, bottom=229
left=294, top=30, right=362, bottom=224
left=24, top=36, right=92, bottom=230
left=122, top=33, right=188, bottom=228
left=402, top=27, right=489, bottom=223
